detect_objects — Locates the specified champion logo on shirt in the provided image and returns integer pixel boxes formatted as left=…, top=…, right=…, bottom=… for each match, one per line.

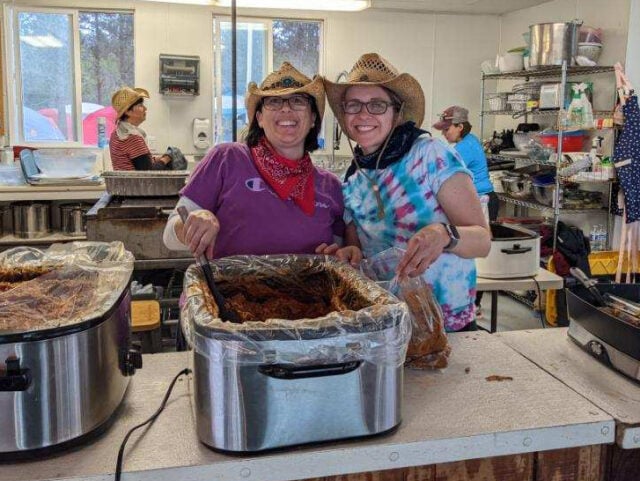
left=245, top=177, right=268, bottom=192
left=244, top=177, right=330, bottom=209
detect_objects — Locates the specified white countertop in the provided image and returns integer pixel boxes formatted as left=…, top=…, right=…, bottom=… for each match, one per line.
left=476, top=268, right=564, bottom=292
left=0, top=184, right=105, bottom=201
left=497, top=327, right=640, bottom=449
left=0, top=331, right=614, bottom=481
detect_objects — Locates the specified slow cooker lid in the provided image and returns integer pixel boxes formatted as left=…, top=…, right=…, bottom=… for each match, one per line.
left=0, top=242, right=134, bottom=344
left=490, top=222, right=539, bottom=241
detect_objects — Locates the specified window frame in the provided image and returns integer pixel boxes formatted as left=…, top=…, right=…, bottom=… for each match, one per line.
left=212, top=16, right=273, bottom=145
left=212, top=15, right=324, bottom=147
left=3, top=5, right=134, bottom=148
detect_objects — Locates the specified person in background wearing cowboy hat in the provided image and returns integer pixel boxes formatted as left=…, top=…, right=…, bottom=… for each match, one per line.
left=433, top=105, right=498, bottom=320
left=163, top=62, right=360, bottom=264
left=324, top=53, right=490, bottom=332
left=109, top=87, right=172, bottom=171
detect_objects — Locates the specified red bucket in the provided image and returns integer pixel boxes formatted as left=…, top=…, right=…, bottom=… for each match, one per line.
left=538, top=131, right=588, bottom=152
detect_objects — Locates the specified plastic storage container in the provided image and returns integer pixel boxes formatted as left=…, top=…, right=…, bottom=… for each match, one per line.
left=538, top=131, right=588, bottom=152
left=33, top=149, right=97, bottom=177
left=0, top=164, right=27, bottom=186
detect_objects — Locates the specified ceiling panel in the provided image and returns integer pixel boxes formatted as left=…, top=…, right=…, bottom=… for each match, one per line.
left=370, top=0, right=552, bottom=15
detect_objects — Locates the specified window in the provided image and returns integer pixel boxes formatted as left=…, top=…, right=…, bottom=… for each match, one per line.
left=213, top=17, right=322, bottom=144
left=6, top=7, right=134, bottom=146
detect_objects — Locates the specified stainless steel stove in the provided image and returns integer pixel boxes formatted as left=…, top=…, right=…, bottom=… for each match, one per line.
left=86, top=193, right=182, bottom=260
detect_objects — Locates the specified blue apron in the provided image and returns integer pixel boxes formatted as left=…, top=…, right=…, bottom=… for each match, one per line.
left=614, top=95, right=640, bottom=222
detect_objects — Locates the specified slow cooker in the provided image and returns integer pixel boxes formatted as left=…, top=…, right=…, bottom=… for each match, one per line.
left=182, top=255, right=411, bottom=453
left=0, top=242, right=141, bottom=455
left=477, top=223, right=540, bottom=279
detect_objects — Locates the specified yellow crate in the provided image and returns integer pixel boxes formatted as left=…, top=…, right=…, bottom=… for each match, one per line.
left=588, top=251, right=640, bottom=276
left=131, top=300, right=161, bottom=331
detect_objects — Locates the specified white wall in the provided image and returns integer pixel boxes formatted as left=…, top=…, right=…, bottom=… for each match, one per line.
left=626, top=0, right=640, bottom=87
left=1, top=0, right=500, bottom=155
left=1, top=0, right=633, bottom=157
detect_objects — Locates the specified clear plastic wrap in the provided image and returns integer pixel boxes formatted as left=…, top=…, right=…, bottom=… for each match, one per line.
left=0, top=241, right=134, bottom=336
left=361, top=248, right=451, bottom=369
left=181, top=254, right=411, bottom=367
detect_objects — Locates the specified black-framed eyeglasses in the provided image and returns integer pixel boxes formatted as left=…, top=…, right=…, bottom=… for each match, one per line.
left=342, top=99, right=398, bottom=115
left=262, top=95, right=311, bottom=111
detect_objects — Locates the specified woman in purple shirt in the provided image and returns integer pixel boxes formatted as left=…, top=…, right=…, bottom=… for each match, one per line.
left=163, top=62, right=360, bottom=264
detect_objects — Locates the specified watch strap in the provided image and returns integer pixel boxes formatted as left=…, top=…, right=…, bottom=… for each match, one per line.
left=441, top=223, right=460, bottom=252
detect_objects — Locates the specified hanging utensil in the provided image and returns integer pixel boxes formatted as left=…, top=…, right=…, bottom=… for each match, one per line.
left=616, top=206, right=627, bottom=283
left=177, top=206, right=241, bottom=323
left=570, top=267, right=607, bottom=306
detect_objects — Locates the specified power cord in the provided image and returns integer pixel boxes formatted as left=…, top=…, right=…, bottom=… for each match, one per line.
left=115, top=368, right=192, bottom=481
left=531, top=276, right=547, bottom=328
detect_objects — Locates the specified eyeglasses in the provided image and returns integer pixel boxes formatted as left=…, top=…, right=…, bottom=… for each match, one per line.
left=342, top=99, right=397, bottom=115
left=262, top=95, right=311, bottom=111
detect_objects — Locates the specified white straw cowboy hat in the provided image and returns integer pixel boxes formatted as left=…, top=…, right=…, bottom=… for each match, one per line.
left=111, top=87, right=150, bottom=119
left=324, top=53, right=425, bottom=133
left=245, top=62, right=325, bottom=123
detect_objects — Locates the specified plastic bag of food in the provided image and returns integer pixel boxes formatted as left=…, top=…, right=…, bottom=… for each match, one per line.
left=361, top=247, right=451, bottom=369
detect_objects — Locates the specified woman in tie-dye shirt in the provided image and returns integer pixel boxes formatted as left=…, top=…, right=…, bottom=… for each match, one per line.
left=324, top=53, right=490, bottom=331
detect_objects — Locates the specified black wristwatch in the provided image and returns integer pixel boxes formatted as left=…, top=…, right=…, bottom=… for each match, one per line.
left=441, top=223, right=460, bottom=252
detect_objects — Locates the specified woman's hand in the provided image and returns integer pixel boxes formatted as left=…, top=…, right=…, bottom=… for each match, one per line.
left=175, top=209, right=219, bottom=258
left=315, top=243, right=363, bottom=267
left=396, top=224, right=449, bottom=278
left=153, top=154, right=172, bottom=165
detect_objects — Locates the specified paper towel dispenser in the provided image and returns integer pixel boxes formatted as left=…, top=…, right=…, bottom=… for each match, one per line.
left=159, top=54, right=200, bottom=96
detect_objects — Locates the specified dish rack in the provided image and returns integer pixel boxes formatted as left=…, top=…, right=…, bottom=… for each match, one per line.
left=487, top=93, right=508, bottom=111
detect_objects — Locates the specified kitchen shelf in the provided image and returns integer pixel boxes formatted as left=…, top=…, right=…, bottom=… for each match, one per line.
left=482, top=65, right=615, bottom=80
left=487, top=153, right=556, bottom=166
left=0, top=232, right=86, bottom=246
left=482, top=109, right=613, bottom=118
left=482, top=61, right=617, bottom=252
left=497, top=193, right=607, bottom=215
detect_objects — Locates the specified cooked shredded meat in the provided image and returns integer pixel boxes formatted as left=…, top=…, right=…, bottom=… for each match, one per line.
left=204, top=275, right=367, bottom=323
left=402, top=284, right=450, bottom=369
left=0, top=266, right=54, bottom=285
left=0, top=269, right=99, bottom=333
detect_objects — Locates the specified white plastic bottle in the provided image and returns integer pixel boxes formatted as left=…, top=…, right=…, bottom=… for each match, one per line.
left=97, top=117, right=107, bottom=148
left=597, top=225, right=608, bottom=251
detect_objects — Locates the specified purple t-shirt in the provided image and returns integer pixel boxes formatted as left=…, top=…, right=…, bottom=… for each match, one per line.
left=181, top=143, right=345, bottom=259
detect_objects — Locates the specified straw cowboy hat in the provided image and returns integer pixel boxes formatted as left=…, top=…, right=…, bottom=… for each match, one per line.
left=245, top=62, right=325, bottom=122
left=324, top=53, right=425, bottom=133
left=111, top=87, right=150, bottom=119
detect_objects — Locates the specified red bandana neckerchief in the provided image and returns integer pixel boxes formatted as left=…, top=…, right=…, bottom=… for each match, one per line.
left=251, top=137, right=316, bottom=216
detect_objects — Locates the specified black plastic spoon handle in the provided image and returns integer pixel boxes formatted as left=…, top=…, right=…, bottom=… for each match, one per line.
left=176, top=206, right=240, bottom=323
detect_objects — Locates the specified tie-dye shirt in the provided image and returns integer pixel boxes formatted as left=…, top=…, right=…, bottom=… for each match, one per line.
left=343, top=135, right=476, bottom=331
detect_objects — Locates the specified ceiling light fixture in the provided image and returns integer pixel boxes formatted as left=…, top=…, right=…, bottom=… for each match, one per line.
left=141, top=0, right=370, bottom=10
left=214, top=0, right=370, bottom=10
